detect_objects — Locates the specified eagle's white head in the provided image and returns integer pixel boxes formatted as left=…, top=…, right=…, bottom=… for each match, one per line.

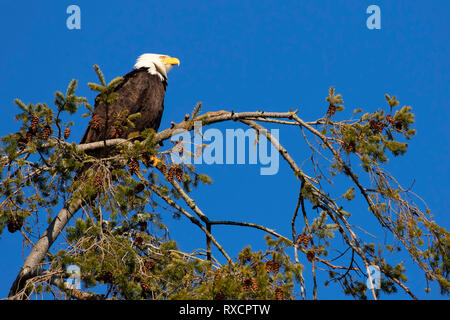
left=134, top=53, right=180, bottom=81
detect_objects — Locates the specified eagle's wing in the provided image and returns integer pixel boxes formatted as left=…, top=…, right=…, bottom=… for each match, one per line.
left=80, top=68, right=166, bottom=145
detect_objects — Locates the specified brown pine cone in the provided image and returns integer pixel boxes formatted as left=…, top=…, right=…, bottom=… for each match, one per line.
left=369, top=119, right=386, bottom=134
left=167, top=166, right=176, bottom=182
left=41, top=125, right=52, bottom=140
left=7, top=218, right=23, bottom=233
left=266, top=261, right=281, bottom=274
left=275, top=287, right=284, bottom=300
left=144, top=259, right=156, bottom=271
left=90, top=114, right=104, bottom=131
left=250, top=278, right=258, bottom=292
left=64, top=127, right=71, bottom=139
left=306, top=250, right=315, bottom=262
left=296, top=234, right=303, bottom=246
left=327, top=104, right=336, bottom=117
left=134, top=183, right=145, bottom=194
left=134, top=236, right=143, bottom=246
left=265, top=261, right=273, bottom=273
left=138, top=221, right=147, bottom=231
left=214, top=291, right=225, bottom=300
left=296, top=234, right=310, bottom=247
left=242, top=278, right=252, bottom=292
left=98, top=271, right=113, bottom=283
left=140, top=280, right=151, bottom=293
left=271, top=261, right=281, bottom=274
left=111, top=126, right=124, bottom=139
left=174, top=165, right=183, bottom=182
left=386, top=114, right=395, bottom=124
left=30, top=115, right=40, bottom=133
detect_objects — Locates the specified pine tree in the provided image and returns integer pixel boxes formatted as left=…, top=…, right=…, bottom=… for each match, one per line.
left=1, top=67, right=448, bottom=301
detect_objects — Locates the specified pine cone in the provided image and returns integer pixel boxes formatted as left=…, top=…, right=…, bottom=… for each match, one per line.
left=271, top=262, right=281, bottom=274
left=266, top=261, right=280, bottom=274
left=134, top=236, right=143, bottom=246
left=369, top=119, right=386, bottom=134
left=275, top=287, right=284, bottom=300
left=175, top=165, right=183, bottom=182
left=138, top=221, right=147, bottom=231
left=90, top=114, right=104, bottom=131
left=265, top=261, right=273, bottom=273
left=140, top=280, right=151, bottom=293
left=98, top=271, right=114, bottom=283
left=111, top=126, right=124, bottom=139
left=41, top=125, right=52, bottom=140
left=144, top=259, right=156, bottom=271
left=386, top=114, right=395, bottom=124
left=242, top=278, right=252, bottom=292
left=302, top=236, right=310, bottom=247
left=134, top=183, right=145, bottom=194
left=7, top=217, right=23, bottom=233
left=296, top=234, right=302, bottom=246
left=30, top=115, right=40, bottom=133
left=327, top=104, right=336, bottom=117
left=64, top=127, right=71, bottom=139
left=296, top=234, right=310, bottom=247
left=214, top=291, right=225, bottom=300
left=167, top=166, right=176, bottom=182
left=250, top=278, right=258, bottom=292
left=306, top=250, right=315, bottom=262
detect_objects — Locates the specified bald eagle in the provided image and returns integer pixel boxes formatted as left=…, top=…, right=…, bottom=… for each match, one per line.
left=81, top=53, right=180, bottom=145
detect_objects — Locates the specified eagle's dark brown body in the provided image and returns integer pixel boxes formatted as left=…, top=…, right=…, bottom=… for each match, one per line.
left=81, top=67, right=167, bottom=144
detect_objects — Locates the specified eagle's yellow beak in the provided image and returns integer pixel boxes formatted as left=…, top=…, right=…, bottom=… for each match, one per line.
left=164, top=56, right=180, bottom=66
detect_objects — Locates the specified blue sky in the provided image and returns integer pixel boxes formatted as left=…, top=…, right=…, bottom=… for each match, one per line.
left=0, top=0, right=449, bottom=299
